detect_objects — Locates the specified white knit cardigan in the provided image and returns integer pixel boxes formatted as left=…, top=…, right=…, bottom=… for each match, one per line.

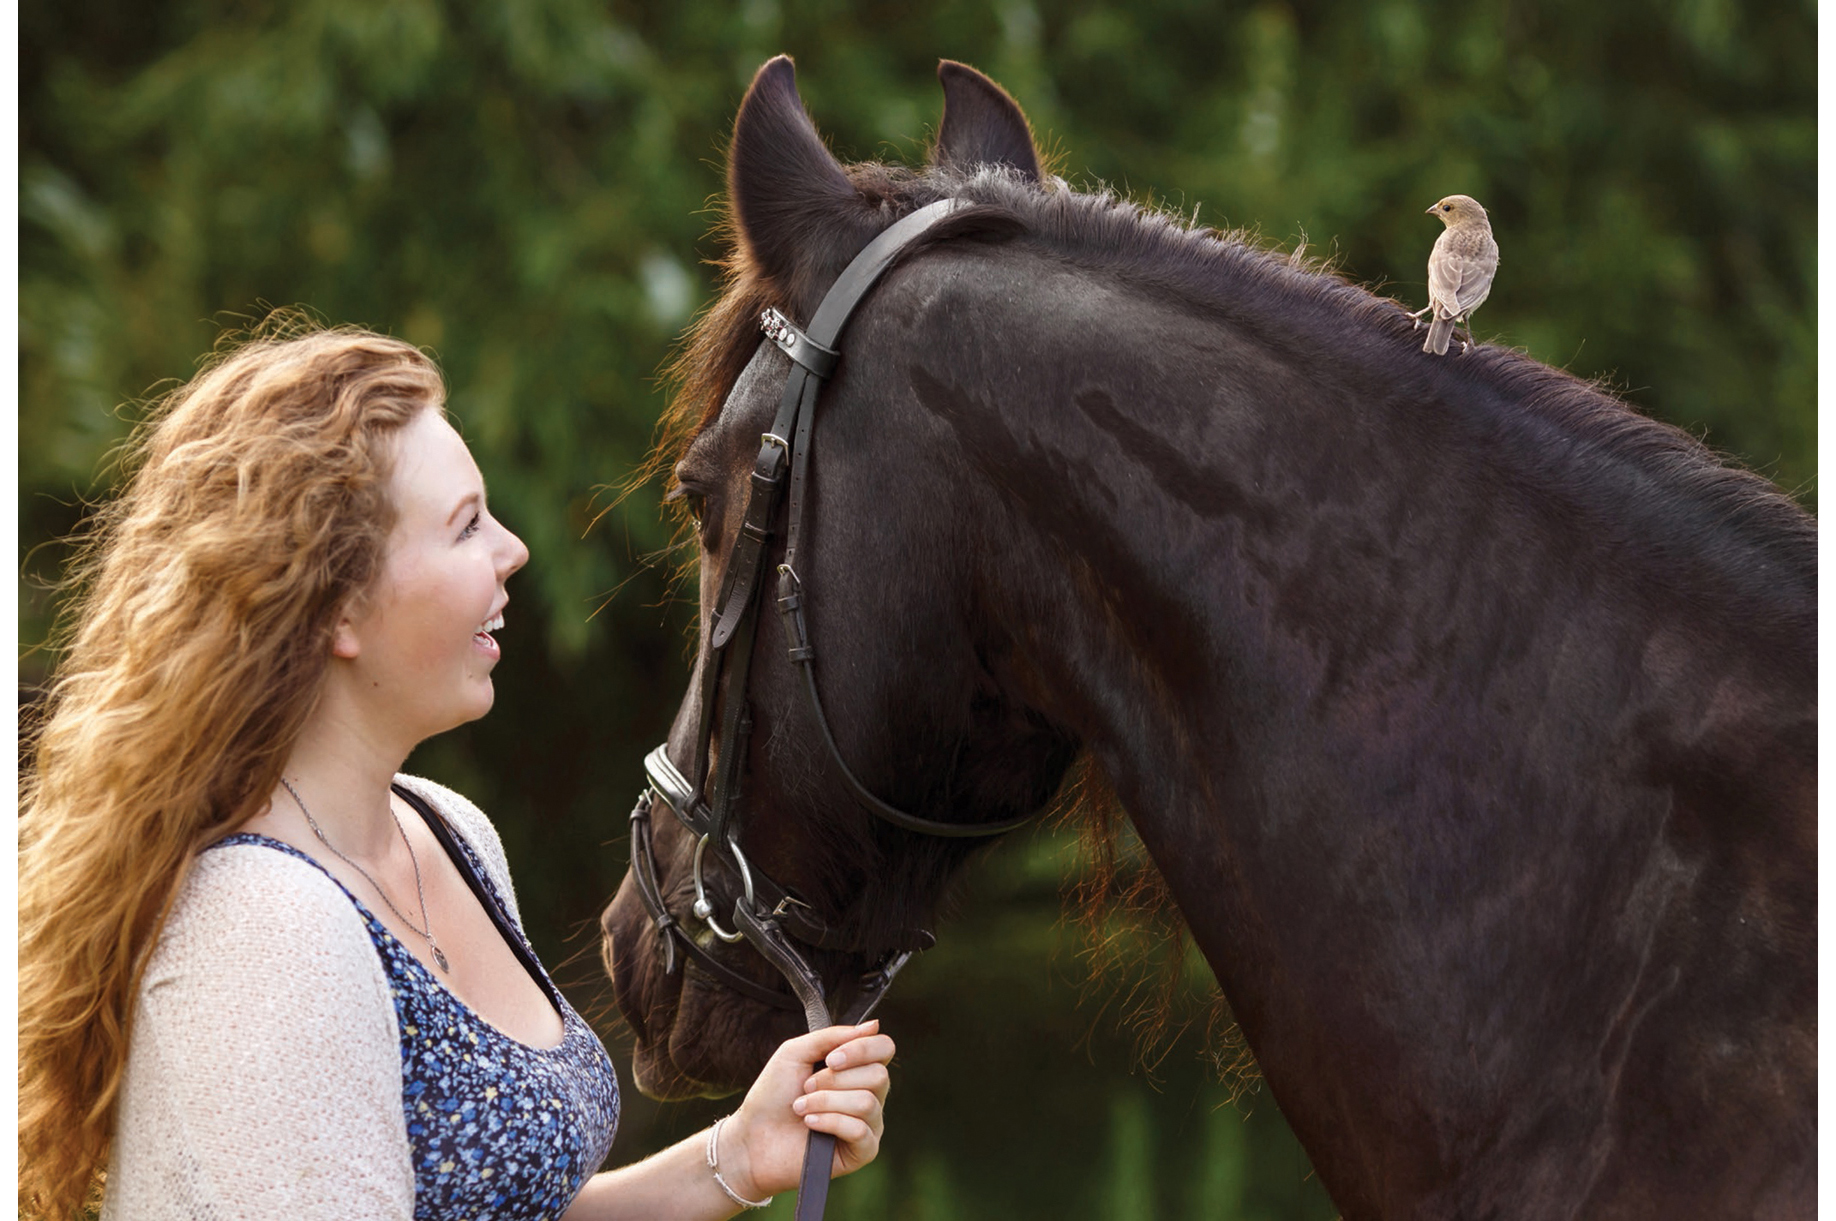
left=102, top=774, right=524, bottom=1221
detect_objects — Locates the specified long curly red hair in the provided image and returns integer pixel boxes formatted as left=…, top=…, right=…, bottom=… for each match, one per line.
left=19, top=321, right=442, bottom=1219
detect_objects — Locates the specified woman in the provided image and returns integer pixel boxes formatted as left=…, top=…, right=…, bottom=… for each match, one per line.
left=19, top=324, right=892, bottom=1219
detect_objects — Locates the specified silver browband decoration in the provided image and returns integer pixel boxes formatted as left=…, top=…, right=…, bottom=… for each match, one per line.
left=760, top=307, right=839, bottom=379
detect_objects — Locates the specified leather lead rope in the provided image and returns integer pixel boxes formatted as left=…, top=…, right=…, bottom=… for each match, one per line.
left=730, top=896, right=911, bottom=1221
left=731, top=898, right=841, bottom=1221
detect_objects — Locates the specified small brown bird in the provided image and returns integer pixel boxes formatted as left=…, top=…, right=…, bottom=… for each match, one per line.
left=1411, top=194, right=1499, bottom=355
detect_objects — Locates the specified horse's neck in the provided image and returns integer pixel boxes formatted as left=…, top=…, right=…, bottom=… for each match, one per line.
left=957, top=310, right=1811, bottom=832
left=935, top=301, right=1814, bottom=1214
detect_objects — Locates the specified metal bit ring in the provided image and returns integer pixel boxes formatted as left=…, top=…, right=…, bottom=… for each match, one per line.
left=691, top=833, right=755, bottom=944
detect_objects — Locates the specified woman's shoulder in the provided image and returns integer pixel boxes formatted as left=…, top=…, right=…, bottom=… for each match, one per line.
left=137, top=840, right=401, bottom=1072
left=391, top=772, right=522, bottom=927
left=152, top=841, right=386, bottom=988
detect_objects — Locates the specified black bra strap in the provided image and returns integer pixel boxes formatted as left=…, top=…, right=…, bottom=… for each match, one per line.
left=392, top=782, right=556, bottom=1008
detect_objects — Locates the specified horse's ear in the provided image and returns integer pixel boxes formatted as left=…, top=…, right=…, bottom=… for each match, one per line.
left=932, top=60, right=1041, bottom=182
left=729, top=56, right=874, bottom=311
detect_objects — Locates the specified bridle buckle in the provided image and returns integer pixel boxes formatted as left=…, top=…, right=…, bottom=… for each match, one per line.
left=772, top=894, right=814, bottom=918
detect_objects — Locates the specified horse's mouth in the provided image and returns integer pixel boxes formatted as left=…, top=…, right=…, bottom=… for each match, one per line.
left=629, top=1031, right=725, bottom=1101
left=620, top=976, right=798, bottom=1101
left=600, top=877, right=796, bottom=1100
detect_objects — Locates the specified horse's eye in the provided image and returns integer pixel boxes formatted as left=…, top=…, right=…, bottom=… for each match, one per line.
left=667, top=484, right=711, bottom=541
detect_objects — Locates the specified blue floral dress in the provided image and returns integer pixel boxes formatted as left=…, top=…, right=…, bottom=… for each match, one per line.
left=211, top=821, right=620, bottom=1220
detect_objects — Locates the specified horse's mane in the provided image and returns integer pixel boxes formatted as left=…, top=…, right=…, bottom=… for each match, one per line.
left=959, top=170, right=1813, bottom=580
left=644, top=161, right=1813, bottom=1082
left=657, top=164, right=1811, bottom=572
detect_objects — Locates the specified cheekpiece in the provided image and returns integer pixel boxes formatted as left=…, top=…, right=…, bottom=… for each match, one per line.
left=760, top=308, right=839, bottom=379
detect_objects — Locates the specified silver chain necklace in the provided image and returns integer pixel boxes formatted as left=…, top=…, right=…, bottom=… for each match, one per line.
left=280, top=777, right=450, bottom=972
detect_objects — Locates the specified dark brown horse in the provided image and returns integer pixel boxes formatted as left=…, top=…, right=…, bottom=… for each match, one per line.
left=600, top=57, right=1815, bottom=1219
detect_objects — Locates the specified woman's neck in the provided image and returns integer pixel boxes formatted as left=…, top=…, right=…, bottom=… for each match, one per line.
left=268, top=700, right=413, bottom=860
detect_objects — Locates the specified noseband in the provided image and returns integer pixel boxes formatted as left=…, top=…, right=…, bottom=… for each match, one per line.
left=626, top=196, right=1036, bottom=1219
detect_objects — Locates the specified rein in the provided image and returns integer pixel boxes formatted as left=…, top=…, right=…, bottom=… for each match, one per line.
left=628, top=196, right=1036, bottom=1220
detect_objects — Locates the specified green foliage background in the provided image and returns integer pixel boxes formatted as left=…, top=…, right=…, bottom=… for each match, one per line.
left=21, top=1, right=1813, bottom=1217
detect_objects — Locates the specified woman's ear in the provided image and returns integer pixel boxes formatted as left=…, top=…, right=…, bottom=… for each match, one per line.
left=331, top=607, right=363, bottom=659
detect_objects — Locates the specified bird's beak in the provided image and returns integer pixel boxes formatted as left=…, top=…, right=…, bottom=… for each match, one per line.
left=1425, top=205, right=1438, bottom=215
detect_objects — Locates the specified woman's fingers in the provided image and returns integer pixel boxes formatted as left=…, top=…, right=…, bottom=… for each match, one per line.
left=742, top=1022, right=895, bottom=1183
left=806, top=1108, right=877, bottom=1146
left=799, top=1105, right=880, bottom=1173
left=816, top=1031, right=895, bottom=1072
left=777, top=1021, right=883, bottom=1069
left=802, top=1062, right=890, bottom=1097
left=792, top=1086, right=883, bottom=1123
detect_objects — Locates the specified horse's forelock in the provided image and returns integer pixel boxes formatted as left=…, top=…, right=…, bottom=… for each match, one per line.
left=648, top=167, right=1017, bottom=506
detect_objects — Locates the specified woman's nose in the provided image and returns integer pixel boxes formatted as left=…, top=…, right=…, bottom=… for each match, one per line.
left=497, top=520, right=530, bottom=578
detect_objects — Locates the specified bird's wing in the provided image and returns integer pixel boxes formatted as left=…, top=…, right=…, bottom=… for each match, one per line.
left=1430, top=245, right=1497, bottom=317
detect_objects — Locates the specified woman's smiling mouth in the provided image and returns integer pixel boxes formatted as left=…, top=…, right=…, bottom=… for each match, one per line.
left=475, top=611, right=505, bottom=656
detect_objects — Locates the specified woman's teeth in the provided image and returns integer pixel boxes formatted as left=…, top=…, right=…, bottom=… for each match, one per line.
left=478, top=613, right=504, bottom=634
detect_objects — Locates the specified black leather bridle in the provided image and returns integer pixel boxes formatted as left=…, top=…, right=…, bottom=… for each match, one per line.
left=626, top=197, right=1037, bottom=1219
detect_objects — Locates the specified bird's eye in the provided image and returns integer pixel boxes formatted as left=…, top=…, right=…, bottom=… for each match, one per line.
left=1442, top=203, right=1453, bottom=211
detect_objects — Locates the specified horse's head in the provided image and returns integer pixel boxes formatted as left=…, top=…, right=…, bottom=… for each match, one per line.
left=600, top=57, right=1079, bottom=1099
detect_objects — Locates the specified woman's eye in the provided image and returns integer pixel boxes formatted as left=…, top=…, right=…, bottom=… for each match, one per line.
left=460, top=512, right=481, bottom=541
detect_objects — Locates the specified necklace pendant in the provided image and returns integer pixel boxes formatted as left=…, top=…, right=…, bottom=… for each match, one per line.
left=433, top=945, right=450, bottom=972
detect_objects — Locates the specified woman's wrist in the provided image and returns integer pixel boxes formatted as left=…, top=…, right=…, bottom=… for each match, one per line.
left=707, top=1112, right=772, bottom=1210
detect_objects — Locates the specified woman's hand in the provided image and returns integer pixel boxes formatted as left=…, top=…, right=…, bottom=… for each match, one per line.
left=718, top=1021, right=894, bottom=1201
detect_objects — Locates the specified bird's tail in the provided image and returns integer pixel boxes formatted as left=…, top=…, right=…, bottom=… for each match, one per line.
left=1424, top=315, right=1454, bottom=355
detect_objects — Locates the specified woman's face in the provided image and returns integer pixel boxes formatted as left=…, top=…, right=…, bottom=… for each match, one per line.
left=336, top=407, right=529, bottom=744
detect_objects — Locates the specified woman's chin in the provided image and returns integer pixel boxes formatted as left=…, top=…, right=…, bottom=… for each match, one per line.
left=437, top=681, right=496, bottom=734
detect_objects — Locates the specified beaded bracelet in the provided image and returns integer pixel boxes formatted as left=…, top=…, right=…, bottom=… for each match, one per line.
left=706, top=1115, right=774, bottom=1210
